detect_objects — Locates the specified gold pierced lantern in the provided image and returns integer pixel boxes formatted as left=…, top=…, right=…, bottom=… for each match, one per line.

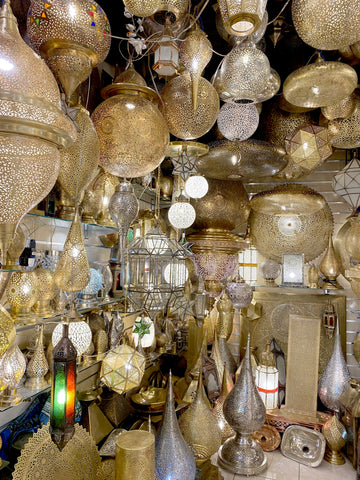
left=151, top=0, right=189, bottom=25
left=160, top=72, right=219, bottom=140
left=32, top=267, right=57, bottom=316
left=292, top=0, right=360, bottom=51
left=57, top=105, right=100, bottom=203
left=0, top=1, right=76, bottom=264
left=0, top=305, right=15, bottom=358
left=27, top=0, right=111, bottom=101
left=249, top=184, right=333, bottom=263
left=283, top=60, right=358, bottom=109
left=6, top=271, right=39, bottom=322
left=321, top=93, right=357, bottom=121
left=92, top=66, right=169, bottom=178
left=327, top=93, right=360, bottom=149
left=218, top=0, right=267, bottom=37
left=124, top=0, right=161, bottom=17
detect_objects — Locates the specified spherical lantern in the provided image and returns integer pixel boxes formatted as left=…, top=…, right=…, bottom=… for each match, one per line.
left=259, top=260, right=281, bottom=286
left=168, top=199, right=196, bottom=229
left=283, top=60, right=358, bottom=109
left=100, top=344, right=145, bottom=395
left=249, top=184, right=334, bottom=262
left=151, top=0, right=190, bottom=25
left=284, top=124, right=333, bottom=173
left=225, top=279, right=253, bottom=310
left=291, top=0, right=360, bottom=51
left=52, top=320, right=92, bottom=356
left=327, top=94, right=360, bottom=149
left=321, top=93, right=357, bottom=121
left=32, top=267, right=57, bottom=316
left=0, top=1, right=76, bottom=264
left=92, top=67, right=169, bottom=178
left=124, top=0, right=161, bottom=17
left=215, top=6, right=268, bottom=46
left=6, top=271, right=39, bottom=322
left=184, top=175, right=208, bottom=199
left=160, top=73, right=219, bottom=140
left=191, top=177, right=250, bottom=232
left=217, top=103, right=259, bottom=141
left=213, top=42, right=271, bottom=103
left=57, top=105, right=100, bottom=202
left=27, top=0, right=111, bottom=100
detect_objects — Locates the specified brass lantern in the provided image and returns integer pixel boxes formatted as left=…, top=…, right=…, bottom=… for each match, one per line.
left=218, top=0, right=268, bottom=37
left=153, top=24, right=179, bottom=78
left=27, top=0, right=111, bottom=101
left=92, top=66, right=169, bottom=178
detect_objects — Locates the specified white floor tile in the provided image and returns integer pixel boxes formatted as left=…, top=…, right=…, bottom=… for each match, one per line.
left=299, top=457, right=355, bottom=480
left=259, top=451, right=300, bottom=480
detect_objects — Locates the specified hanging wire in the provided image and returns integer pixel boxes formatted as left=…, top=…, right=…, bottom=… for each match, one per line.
left=266, top=0, right=291, bottom=26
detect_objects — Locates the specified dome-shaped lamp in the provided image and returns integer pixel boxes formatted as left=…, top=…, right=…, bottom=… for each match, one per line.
left=27, top=0, right=111, bottom=101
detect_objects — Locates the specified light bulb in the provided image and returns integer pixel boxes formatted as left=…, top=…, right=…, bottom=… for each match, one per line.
left=168, top=201, right=196, bottom=229
left=184, top=175, right=209, bottom=199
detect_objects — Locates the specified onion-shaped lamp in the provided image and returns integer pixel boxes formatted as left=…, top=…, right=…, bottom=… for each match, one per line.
left=27, top=0, right=111, bottom=101
left=92, top=65, right=169, bottom=178
left=0, top=343, right=26, bottom=407
left=0, top=0, right=76, bottom=264
left=180, top=27, right=212, bottom=111
left=6, top=271, right=39, bottom=323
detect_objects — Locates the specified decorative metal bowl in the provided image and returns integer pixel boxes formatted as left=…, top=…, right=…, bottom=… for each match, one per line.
left=249, top=184, right=333, bottom=262
left=281, top=425, right=326, bottom=467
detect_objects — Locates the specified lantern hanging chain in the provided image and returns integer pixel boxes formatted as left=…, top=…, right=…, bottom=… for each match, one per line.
left=155, top=167, right=161, bottom=220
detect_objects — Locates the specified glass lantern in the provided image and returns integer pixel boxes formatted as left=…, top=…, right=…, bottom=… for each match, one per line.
left=153, top=24, right=179, bottom=78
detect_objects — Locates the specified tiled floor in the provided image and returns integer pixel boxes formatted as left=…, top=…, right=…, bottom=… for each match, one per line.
left=211, top=450, right=356, bottom=479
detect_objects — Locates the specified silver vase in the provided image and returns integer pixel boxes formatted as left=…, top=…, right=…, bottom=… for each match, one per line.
left=155, top=371, right=196, bottom=480
left=318, top=322, right=351, bottom=413
left=218, top=334, right=267, bottom=475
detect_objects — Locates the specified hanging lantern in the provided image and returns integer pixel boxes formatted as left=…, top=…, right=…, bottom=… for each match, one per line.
left=0, top=1, right=76, bottom=264
left=151, top=0, right=189, bottom=25
left=92, top=66, right=169, bottom=178
left=180, top=27, right=212, bottom=111
left=255, top=342, right=279, bottom=410
left=321, top=93, right=357, bottom=121
left=50, top=323, right=77, bottom=451
left=92, top=169, right=119, bottom=227
left=328, top=94, right=360, bottom=149
left=168, top=197, right=196, bottom=230
left=292, top=0, right=360, bottom=51
left=283, top=59, right=357, bottom=109
left=184, top=175, right=209, bottom=199
left=217, top=103, right=259, bottom=141
left=52, top=319, right=92, bottom=357
left=27, top=0, right=111, bottom=101
left=126, top=228, right=189, bottom=317
left=100, top=344, right=145, bottom=395
left=213, top=41, right=275, bottom=103
left=218, top=0, right=268, bottom=37
left=109, top=182, right=139, bottom=262
left=53, top=208, right=91, bottom=293
left=160, top=72, right=219, bottom=140
left=153, top=23, right=179, bottom=78
left=284, top=124, right=333, bottom=173
left=57, top=105, right=100, bottom=203
left=124, top=0, right=161, bottom=17
left=167, top=141, right=209, bottom=181
left=0, top=344, right=26, bottom=407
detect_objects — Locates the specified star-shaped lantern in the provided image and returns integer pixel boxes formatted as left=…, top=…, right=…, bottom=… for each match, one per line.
left=167, top=141, right=209, bottom=181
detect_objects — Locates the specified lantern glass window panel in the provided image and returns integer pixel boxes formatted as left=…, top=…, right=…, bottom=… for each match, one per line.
left=238, top=247, right=258, bottom=285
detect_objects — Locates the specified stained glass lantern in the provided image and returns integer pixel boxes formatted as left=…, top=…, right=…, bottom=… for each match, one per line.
left=284, top=124, right=333, bottom=173
left=27, top=0, right=111, bottom=101
left=100, top=344, right=145, bottom=395
left=126, top=228, right=189, bottom=318
left=333, top=152, right=360, bottom=213
left=218, top=0, right=268, bottom=37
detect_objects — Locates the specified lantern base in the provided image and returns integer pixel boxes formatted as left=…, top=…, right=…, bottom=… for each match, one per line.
left=77, top=294, right=99, bottom=309
left=0, top=387, right=22, bottom=407
left=57, top=204, right=76, bottom=221
left=324, top=446, right=345, bottom=465
left=32, top=299, right=54, bottom=317
left=24, top=376, right=49, bottom=390
left=217, top=433, right=267, bottom=475
left=321, top=280, right=342, bottom=290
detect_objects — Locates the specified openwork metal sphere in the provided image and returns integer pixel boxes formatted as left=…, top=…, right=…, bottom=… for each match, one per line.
left=225, top=280, right=253, bottom=310
left=6, top=271, right=39, bottom=317
left=249, top=184, right=333, bottom=262
left=217, top=103, right=259, bottom=141
left=160, top=73, right=219, bottom=140
left=58, top=106, right=99, bottom=201
left=292, top=0, right=360, bottom=50
left=92, top=73, right=169, bottom=178
left=124, top=0, right=161, bottom=17
left=321, top=93, right=357, bottom=121
left=328, top=94, right=360, bottom=149
left=191, top=177, right=250, bottom=232
left=168, top=201, right=196, bottom=229
left=27, top=0, right=111, bottom=99
left=213, top=43, right=271, bottom=103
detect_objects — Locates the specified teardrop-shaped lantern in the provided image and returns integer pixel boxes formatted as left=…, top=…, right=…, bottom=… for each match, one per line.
left=109, top=182, right=139, bottom=262
left=155, top=371, right=196, bottom=480
left=27, top=0, right=111, bottom=101
left=179, top=369, right=222, bottom=464
left=54, top=209, right=90, bottom=292
left=58, top=105, right=100, bottom=202
left=318, top=323, right=350, bottom=413
left=24, top=324, right=49, bottom=390
left=319, top=235, right=342, bottom=285
left=218, top=335, right=267, bottom=475
left=212, top=364, right=234, bottom=442
left=345, top=216, right=360, bottom=260
left=180, top=28, right=212, bottom=111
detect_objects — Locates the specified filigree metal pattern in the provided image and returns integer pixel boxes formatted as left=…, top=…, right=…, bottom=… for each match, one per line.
left=217, top=103, right=259, bottom=141
left=328, top=94, right=360, bottom=149
left=7, top=271, right=39, bottom=316
left=0, top=305, right=15, bottom=358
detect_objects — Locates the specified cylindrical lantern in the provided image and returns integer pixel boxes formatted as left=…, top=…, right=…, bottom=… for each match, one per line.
left=115, top=430, right=155, bottom=480
left=255, top=342, right=278, bottom=410
left=218, top=0, right=268, bottom=37
left=50, top=323, right=77, bottom=451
